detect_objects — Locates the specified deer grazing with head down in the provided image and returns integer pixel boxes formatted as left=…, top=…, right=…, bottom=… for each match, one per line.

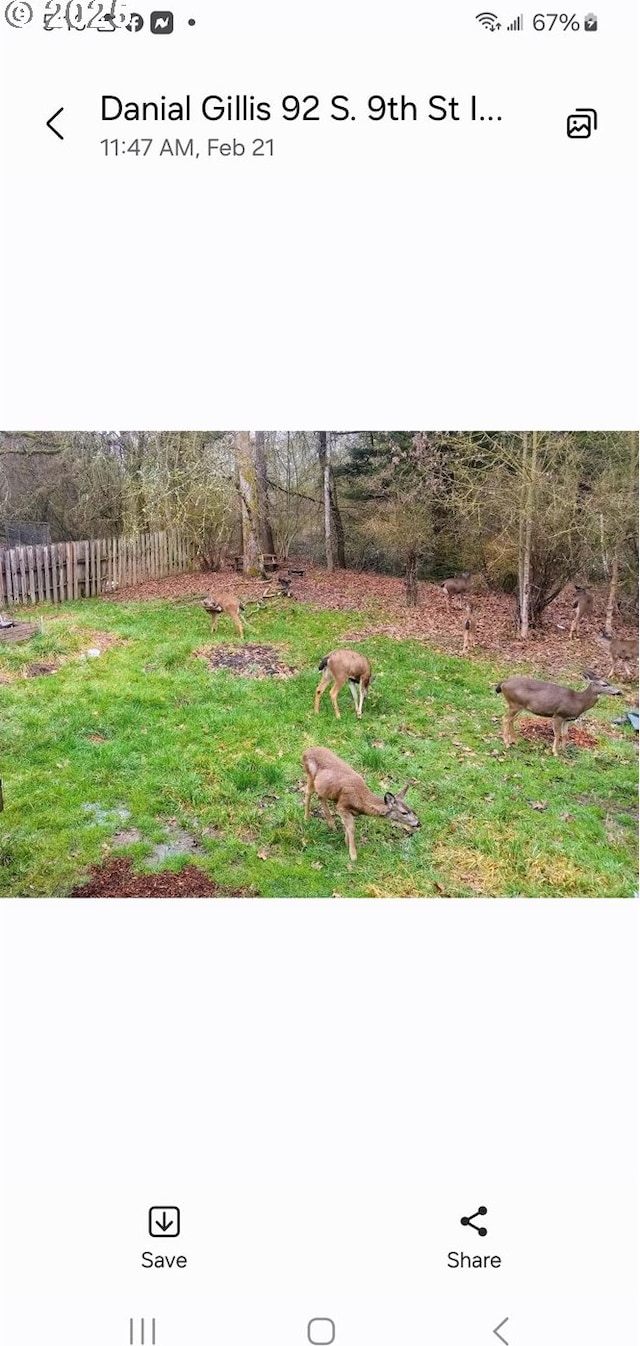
left=314, top=649, right=372, bottom=720
left=203, top=592, right=245, bottom=639
left=442, top=571, right=472, bottom=606
left=496, top=670, right=621, bottom=756
left=462, top=601, right=476, bottom=655
left=596, top=630, right=638, bottom=680
left=569, top=585, right=593, bottom=639
left=302, top=746, right=421, bottom=861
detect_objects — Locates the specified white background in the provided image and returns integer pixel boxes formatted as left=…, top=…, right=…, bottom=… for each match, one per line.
left=0, top=1, right=637, bottom=427
left=0, top=2, right=638, bottom=1343
left=1, top=902, right=637, bottom=1343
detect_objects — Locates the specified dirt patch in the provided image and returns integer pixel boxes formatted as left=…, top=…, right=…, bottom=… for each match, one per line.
left=80, top=631, right=123, bottom=654
left=25, top=662, right=56, bottom=678
left=197, top=643, right=297, bottom=678
left=517, top=719, right=599, bottom=749
left=68, top=857, right=248, bottom=898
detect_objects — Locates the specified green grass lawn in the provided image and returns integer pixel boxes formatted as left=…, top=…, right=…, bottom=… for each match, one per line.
left=0, top=598, right=637, bottom=897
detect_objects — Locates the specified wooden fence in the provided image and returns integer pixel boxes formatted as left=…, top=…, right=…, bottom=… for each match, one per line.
left=0, top=530, right=197, bottom=607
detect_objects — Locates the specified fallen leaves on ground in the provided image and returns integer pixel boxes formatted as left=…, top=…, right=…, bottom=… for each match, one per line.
left=68, top=857, right=249, bottom=898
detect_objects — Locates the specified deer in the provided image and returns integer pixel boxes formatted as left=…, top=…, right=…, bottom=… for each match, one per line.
left=569, top=585, right=593, bottom=639
left=596, top=630, right=638, bottom=679
left=496, top=670, right=621, bottom=756
left=442, top=571, right=472, bottom=606
left=302, top=746, right=421, bottom=861
left=314, top=649, right=372, bottom=720
left=462, top=600, right=476, bottom=655
left=203, top=591, right=245, bottom=639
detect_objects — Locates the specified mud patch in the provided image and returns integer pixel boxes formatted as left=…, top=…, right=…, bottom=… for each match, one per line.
left=68, top=857, right=247, bottom=898
left=197, top=643, right=297, bottom=678
left=25, top=663, right=56, bottom=678
left=148, top=823, right=203, bottom=866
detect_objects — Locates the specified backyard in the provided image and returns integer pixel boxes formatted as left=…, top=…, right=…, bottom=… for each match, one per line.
left=1, top=569, right=637, bottom=898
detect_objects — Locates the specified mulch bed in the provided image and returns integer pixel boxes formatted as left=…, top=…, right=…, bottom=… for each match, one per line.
left=69, top=857, right=248, bottom=898
left=197, top=643, right=297, bottom=678
left=517, top=719, right=599, bottom=748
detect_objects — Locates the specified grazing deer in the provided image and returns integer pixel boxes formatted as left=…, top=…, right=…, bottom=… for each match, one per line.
left=596, top=630, right=638, bottom=679
left=496, top=670, right=621, bottom=756
left=462, top=601, right=476, bottom=655
left=442, top=571, right=472, bottom=606
left=302, top=746, right=420, bottom=861
left=569, top=585, right=593, bottom=639
left=315, top=649, right=372, bottom=720
left=203, top=592, right=245, bottom=639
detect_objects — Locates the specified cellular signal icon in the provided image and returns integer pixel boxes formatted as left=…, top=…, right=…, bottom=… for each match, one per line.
left=476, top=11, right=501, bottom=30
left=506, top=13, right=523, bottom=28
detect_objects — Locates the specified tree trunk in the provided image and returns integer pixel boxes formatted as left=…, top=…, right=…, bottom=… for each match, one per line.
left=328, top=435, right=346, bottom=568
left=518, top=431, right=537, bottom=639
left=605, top=549, right=619, bottom=635
left=405, top=550, right=418, bottom=606
left=317, top=431, right=333, bottom=571
left=254, top=431, right=275, bottom=556
left=235, top=431, right=261, bottom=573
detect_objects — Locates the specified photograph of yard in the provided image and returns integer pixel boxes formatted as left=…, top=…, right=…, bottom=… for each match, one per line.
left=1, top=430, right=637, bottom=898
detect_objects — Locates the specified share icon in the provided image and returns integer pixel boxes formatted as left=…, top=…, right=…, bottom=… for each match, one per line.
left=460, top=1205, right=488, bottom=1236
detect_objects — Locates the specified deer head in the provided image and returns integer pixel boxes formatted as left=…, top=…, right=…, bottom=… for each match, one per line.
left=383, top=783, right=421, bottom=832
left=582, top=670, right=622, bottom=696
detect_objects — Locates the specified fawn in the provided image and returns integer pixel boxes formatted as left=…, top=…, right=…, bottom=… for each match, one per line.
left=569, top=586, right=593, bottom=639
left=203, top=592, right=245, bottom=638
left=596, top=631, right=637, bottom=679
left=442, top=572, right=472, bottom=606
left=302, top=746, right=420, bottom=861
left=315, top=649, right=372, bottom=719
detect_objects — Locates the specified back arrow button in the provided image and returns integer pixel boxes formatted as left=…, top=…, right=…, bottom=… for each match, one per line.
left=493, top=1318, right=509, bottom=1345
left=46, top=107, right=64, bottom=140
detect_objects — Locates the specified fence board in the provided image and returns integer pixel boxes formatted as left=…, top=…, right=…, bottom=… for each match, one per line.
left=0, top=529, right=195, bottom=607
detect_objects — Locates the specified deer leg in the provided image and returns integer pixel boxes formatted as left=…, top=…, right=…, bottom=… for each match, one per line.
left=329, top=680, right=343, bottom=720
left=552, top=715, right=564, bottom=756
left=357, top=681, right=366, bottom=718
left=232, top=612, right=245, bottom=639
left=337, top=804, right=357, bottom=862
left=319, top=797, right=336, bottom=829
left=304, top=772, right=314, bottom=821
left=210, top=612, right=219, bottom=632
left=348, top=679, right=362, bottom=717
left=314, top=670, right=332, bottom=714
left=462, top=630, right=469, bottom=655
left=502, top=709, right=520, bottom=747
left=569, top=616, right=578, bottom=640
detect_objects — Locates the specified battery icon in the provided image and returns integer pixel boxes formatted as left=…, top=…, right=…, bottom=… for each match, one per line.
left=584, top=12, right=597, bottom=29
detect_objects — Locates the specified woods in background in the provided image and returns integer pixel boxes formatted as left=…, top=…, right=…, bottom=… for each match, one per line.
left=1, top=429, right=637, bottom=638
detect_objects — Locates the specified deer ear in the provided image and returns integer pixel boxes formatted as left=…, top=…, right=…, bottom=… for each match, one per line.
left=582, top=669, right=598, bottom=680
left=384, top=792, right=395, bottom=805
left=395, top=781, right=412, bottom=800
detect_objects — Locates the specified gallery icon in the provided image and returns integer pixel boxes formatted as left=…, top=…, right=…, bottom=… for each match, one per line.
left=150, top=9, right=173, bottom=33
left=566, top=107, right=598, bottom=138
left=149, top=1205, right=180, bottom=1236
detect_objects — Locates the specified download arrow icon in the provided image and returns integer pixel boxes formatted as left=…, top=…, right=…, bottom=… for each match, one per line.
left=149, top=1204, right=180, bottom=1237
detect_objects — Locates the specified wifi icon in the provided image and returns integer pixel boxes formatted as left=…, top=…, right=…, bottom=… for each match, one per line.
left=476, top=11, right=500, bottom=29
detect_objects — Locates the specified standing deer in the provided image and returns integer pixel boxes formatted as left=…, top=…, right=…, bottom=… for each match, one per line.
left=314, top=649, right=372, bottom=719
left=496, top=670, right=621, bottom=756
left=302, top=746, right=420, bottom=861
left=442, top=572, right=472, bottom=606
left=462, top=601, right=476, bottom=655
left=596, top=631, right=638, bottom=679
left=203, top=592, right=245, bottom=638
left=569, top=585, right=593, bottom=639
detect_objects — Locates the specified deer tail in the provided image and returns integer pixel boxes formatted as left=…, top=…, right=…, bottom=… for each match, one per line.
left=318, top=655, right=329, bottom=671
left=495, top=682, right=503, bottom=693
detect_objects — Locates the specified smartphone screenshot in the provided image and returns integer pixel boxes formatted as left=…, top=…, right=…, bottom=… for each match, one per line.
left=0, top=2, right=637, bottom=1344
